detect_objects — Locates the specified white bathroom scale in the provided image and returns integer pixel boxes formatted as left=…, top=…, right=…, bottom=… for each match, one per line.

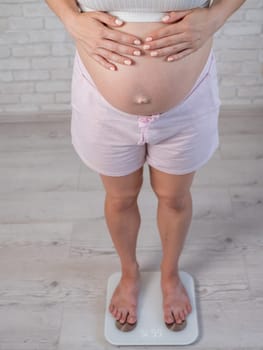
left=104, top=270, right=199, bottom=346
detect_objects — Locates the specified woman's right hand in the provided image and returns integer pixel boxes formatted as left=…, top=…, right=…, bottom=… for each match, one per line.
left=64, top=11, right=142, bottom=71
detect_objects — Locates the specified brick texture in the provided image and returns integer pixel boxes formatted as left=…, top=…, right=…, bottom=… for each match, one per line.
left=0, top=0, right=262, bottom=113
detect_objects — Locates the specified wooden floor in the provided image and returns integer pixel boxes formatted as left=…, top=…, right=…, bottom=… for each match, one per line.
left=0, top=107, right=262, bottom=349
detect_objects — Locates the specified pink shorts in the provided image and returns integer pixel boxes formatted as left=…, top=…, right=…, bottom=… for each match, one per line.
left=71, top=48, right=221, bottom=176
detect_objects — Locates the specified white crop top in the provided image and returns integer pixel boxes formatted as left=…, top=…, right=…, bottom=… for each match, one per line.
left=77, top=0, right=212, bottom=22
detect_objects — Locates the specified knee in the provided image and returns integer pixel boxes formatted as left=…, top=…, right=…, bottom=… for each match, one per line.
left=106, top=178, right=142, bottom=212
left=107, top=193, right=139, bottom=211
left=103, top=169, right=143, bottom=212
left=157, top=191, right=191, bottom=212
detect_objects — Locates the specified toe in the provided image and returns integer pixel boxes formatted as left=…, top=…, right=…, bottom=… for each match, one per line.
left=119, top=310, right=128, bottom=324
left=179, top=310, right=185, bottom=321
left=174, top=311, right=182, bottom=324
left=113, top=308, right=118, bottom=318
left=187, top=303, right=192, bottom=315
left=164, top=305, right=174, bottom=323
left=127, top=308, right=137, bottom=324
left=127, top=314, right=136, bottom=324
left=116, top=310, right=122, bottom=321
left=165, top=310, right=174, bottom=324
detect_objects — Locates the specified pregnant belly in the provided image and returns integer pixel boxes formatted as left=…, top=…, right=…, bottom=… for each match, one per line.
left=76, top=21, right=213, bottom=116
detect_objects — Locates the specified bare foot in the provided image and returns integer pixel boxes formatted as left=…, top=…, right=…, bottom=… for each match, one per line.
left=109, top=266, right=140, bottom=325
left=161, top=273, right=192, bottom=325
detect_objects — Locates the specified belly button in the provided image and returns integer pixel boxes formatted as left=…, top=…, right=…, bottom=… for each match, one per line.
left=134, top=95, right=151, bottom=104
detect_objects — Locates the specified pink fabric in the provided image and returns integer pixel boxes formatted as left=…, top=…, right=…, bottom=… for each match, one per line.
left=71, top=48, right=221, bottom=176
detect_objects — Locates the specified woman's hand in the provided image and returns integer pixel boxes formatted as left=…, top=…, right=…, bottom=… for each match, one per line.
left=142, top=8, right=217, bottom=62
left=64, top=11, right=142, bottom=71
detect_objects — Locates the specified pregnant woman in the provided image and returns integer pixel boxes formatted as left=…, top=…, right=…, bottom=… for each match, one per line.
left=46, top=0, right=246, bottom=332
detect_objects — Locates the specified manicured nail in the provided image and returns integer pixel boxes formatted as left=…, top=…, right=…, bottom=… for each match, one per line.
left=124, top=59, right=132, bottom=65
left=162, top=15, right=170, bottom=22
left=150, top=51, right=158, bottom=56
left=143, top=45, right=150, bottom=50
left=145, top=37, right=153, bottom=42
left=115, top=18, right=123, bottom=25
left=133, top=50, right=141, bottom=56
left=167, top=56, right=175, bottom=61
left=134, top=39, right=141, bottom=45
left=110, top=66, right=116, bottom=71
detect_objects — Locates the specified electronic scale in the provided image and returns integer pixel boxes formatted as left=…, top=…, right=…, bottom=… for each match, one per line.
left=104, top=270, right=199, bottom=346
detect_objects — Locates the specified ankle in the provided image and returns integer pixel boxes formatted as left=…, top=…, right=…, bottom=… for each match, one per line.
left=121, top=261, right=140, bottom=277
left=160, top=263, right=180, bottom=281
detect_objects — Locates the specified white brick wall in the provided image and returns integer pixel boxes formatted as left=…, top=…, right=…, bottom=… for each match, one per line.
left=0, top=0, right=262, bottom=114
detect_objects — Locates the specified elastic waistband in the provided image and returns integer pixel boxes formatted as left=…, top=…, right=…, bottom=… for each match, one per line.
left=107, top=11, right=167, bottom=22
left=79, top=6, right=167, bottom=22
left=79, top=1, right=211, bottom=22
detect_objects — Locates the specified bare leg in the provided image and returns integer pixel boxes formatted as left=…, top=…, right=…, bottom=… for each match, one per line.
left=99, top=167, right=143, bottom=325
left=149, top=166, right=194, bottom=325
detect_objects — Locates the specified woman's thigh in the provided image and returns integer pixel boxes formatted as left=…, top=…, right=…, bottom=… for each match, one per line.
left=99, top=166, right=144, bottom=200
left=149, top=165, right=195, bottom=199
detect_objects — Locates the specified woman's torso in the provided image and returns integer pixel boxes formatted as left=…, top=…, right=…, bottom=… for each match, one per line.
left=76, top=2, right=213, bottom=116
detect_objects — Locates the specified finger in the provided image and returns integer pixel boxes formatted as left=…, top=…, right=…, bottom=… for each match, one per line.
left=95, top=47, right=134, bottom=66
left=143, top=33, right=186, bottom=50
left=144, top=22, right=185, bottom=43
left=87, top=11, right=141, bottom=44
left=91, top=53, right=117, bottom=71
left=149, top=41, right=190, bottom=58
left=100, top=38, right=142, bottom=57
left=166, top=48, right=194, bottom=62
left=90, top=10, right=125, bottom=27
left=103, top=27, right=142, bottom=46
left=162, top=10, right=193, bottom=23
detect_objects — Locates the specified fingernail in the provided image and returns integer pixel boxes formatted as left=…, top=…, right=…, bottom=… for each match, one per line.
left=167, top=56, right=175, bottom=61
left=124, top=59, right=132, bottom=65
left=150, top=51, right=158, bottom=57
left=115, top=18, right=123, bottom=25
left=145, top=37, right=152, bottom=42
left=143, top=45, right=150, bottom=50
left=162, top=15, right=170, bottom=21
left=134, top=39, right=141, bottom=45
left=133, top=50, right=141, bottom=56
left=110, top=66, right=116, bottom=71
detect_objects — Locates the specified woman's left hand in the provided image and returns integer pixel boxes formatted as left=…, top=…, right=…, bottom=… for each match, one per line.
left=143, top=8, right=217, bottom=61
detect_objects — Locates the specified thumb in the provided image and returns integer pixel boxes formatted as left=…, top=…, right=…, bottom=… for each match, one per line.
left=162, top=10, right=192, bottom=23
